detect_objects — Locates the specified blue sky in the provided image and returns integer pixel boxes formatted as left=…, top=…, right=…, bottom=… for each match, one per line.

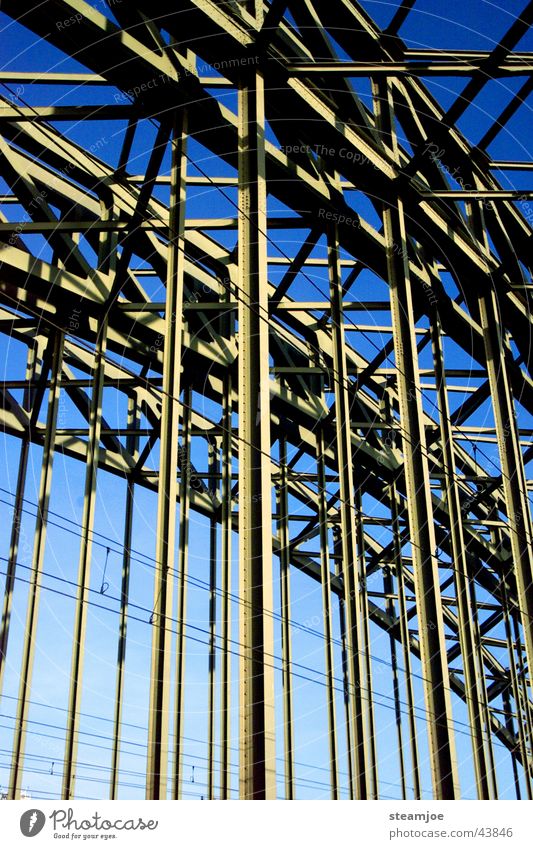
left=0, top=0, right=532, bottom=801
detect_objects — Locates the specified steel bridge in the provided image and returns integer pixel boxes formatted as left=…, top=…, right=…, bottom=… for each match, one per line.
left=0, top=0, right=532, bottom=801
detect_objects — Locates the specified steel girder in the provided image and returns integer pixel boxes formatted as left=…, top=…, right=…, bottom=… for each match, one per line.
left=0, top=0, right=532, bottom=801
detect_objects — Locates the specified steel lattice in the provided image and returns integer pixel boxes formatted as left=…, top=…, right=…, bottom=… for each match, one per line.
left=0, top=0, right=532, bottom=801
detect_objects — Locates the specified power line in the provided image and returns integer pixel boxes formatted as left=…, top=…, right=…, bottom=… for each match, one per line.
left=0, top=561, right=518, bottom=745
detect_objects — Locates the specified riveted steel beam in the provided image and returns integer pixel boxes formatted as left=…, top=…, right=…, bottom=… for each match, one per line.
left=277, top=430, right=294, bottom=799
left=237, top=65, right=276, bottom=800
left=207, top=437, right=218, bottom=801
left=146, top=111, right=187, bottom=800
left=328, top=222, right=372, bottom=799
left=469, top=203, right=533, bottom=702
left=316, top=421, right=339, bottom=799
left=172, top=384, right=192, bottom=800
left=376, top=78, right=460, bottom=800
left=0, top=345, right=36, bottom=702
left=8, top=331, right=64, bottom=800
left=62, top=318, right=108, bottom=800
left=431, top=309, right=498, bottom=800
left=220, top=371, right=233, bottom=800
left=286, top=60, right=533, bottom=76
left=0, top=0, right=532, bottom=802
left=110, top=395, right=140, bottom=800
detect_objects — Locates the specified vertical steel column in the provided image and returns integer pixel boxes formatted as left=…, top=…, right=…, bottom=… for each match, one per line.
left=277, top=430, right=294, bottom=799
left=62, top=318, right=108, bottom=800
left=389, top=477, right=421, bottom=800
left=334, top=526, right=355, bottom=799
left=376, top=79, right=459, bottom=799
left=380, top=396, right=409, bottom=799
left=476, top=267, right=533, bottom=693
left=383, top=564, right=407, bottom=799
left=502, top=686, right=523, bottom=799
left=468, top=201, right=533, bottom=795
left=207, top=438, right=218, bottom=800
left=512, top=613, right=533, bottom=787
left=316, top=425, right=339, bottom=799
left=173, top=384, right=191, bottom=800
left=430, top=310, right=497, bottom=799
left=469, top=576, right=498, bottom=794
left=500, top=567, right=532, bottom=797
left=383, top=560, right=407, bottom=799
left=0, top=346, right=35, bottom=700
left=467, top=199, right=533, bottom=701
left=63, top=190, right=115, bottom=813
left=220, top=372, right=233, bottom=799
left=8, top=331, right=63, bottom=799
left=237, top=66, right=276, bottom=800
left=0, top=440, right=29, bottom=699
left=328, top=224, right=370, bottom=799
left=146, top=111, right=187, bottom=800
left=110, top=394, right=139, bottom=799
left=354, top=486, right=378, bottom=795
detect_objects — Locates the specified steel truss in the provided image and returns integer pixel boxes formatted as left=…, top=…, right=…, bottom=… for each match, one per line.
left=0, top=0, right=532, bottom=800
